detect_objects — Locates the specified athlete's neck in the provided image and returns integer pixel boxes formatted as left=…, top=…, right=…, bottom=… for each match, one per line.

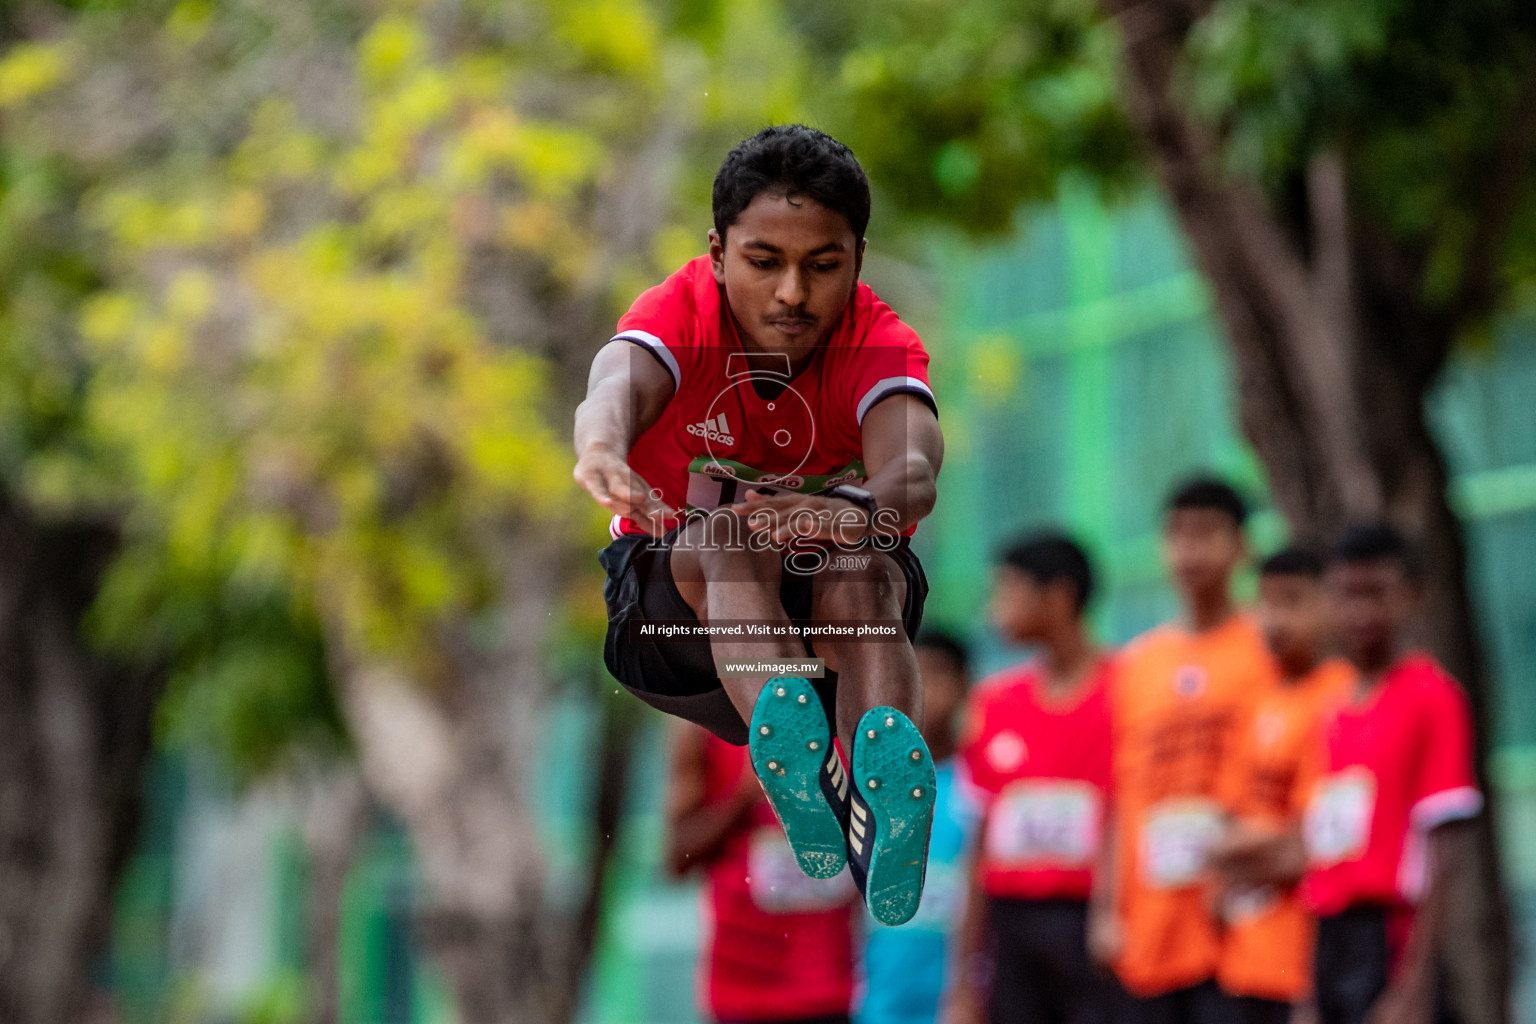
left=1351, top=642, right=1403, bottom=702
left=1279, top=656, right=1319, bottom=687
left=1040, top=624, right=1097, bottom=697
left=1183, top=590, right=1235, bottom=634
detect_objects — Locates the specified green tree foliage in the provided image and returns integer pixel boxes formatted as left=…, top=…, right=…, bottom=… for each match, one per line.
left=815, top=0, right=1138, bottom=231
left=828, top=0, right=1536, bottom=317
left=0, top=0, right=731, bottom=777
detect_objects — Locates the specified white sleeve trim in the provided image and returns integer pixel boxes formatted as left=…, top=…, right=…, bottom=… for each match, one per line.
left=1410, top=785, right=1483, bottom=830
left=609, top=514, right=624, bottom=540
left=613, top=330, right=679, bottom=390
left=855, top=375, right=936, bottom=424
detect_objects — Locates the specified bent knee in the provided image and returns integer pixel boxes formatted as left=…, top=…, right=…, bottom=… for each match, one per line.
left=671, top=519, right=784, bottom=585
left=812, top=552, right=906, bottom=615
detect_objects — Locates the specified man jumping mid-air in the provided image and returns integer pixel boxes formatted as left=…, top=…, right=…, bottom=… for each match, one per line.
left=572, top=125, right=944, bottom=926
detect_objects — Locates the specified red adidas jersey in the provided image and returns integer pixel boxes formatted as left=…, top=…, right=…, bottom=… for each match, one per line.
left=699, top=733, right=857, bottom=1022
left=1300, top=653, right=1483, bottom=917
left=610, top=256, right=935, bottom=538
left=960, top=656, right=1115, bottom=901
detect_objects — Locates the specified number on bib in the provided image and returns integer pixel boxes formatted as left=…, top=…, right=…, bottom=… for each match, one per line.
left=1222, top=884, right=1278, bottom=923
left=683, top=456, right=865, bottom=514
left=1139, top=800, right=1223, bottom=889
left=985, top=781, right=1101, bottom=867
left=747, top=828, right=854, bottom=914
left=1304, top=767, right=1375, bottom=866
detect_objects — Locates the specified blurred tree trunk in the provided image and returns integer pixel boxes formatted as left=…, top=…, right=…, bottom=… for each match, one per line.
left=330, top=537, right=634, bottom=1024
left=0, top=496, right=159, bottom=1024
left=1102, top=3, right=1530, bottom=1021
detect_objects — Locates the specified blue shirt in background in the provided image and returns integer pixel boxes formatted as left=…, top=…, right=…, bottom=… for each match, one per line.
left=856, top=757, right=981, bottom=1024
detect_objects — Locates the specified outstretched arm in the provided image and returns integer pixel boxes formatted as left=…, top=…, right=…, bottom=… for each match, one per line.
left=572, top=339, right=678, bottom=533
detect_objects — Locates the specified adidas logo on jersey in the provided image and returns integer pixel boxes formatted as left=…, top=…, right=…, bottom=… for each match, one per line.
left=686, top=413, right=735, bottom=446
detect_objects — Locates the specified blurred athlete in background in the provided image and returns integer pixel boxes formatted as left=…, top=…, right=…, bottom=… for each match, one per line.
left=948, top=533, right=1119, bottom=1024
left=1300, top=525, right=1483, bottom=1024
left=859, top=630, right=980, bottom=1024
left=1094, top=478, right=1275, bottom=1024
left=667, top=723, right=859, bottom=1024
left=1208, top=548, right=1353, bottom=1024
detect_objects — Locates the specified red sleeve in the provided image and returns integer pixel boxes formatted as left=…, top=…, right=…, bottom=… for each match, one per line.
left=1411, top=673, right=1483, bottom=829
left=613, top=261, right=705, bottom=391
left=844, top=300, right=936, bottom=426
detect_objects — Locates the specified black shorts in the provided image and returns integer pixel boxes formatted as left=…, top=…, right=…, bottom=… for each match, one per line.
left=1118, top=979, right=1232, bottom=1024
left=986, top=898, right=1123, bottom=1024
left=1313, top=906, right=1452, bottom=1024
left=1225, top=996, right=1290, bottom=1024
left=598, top=525, right=929, bottom=746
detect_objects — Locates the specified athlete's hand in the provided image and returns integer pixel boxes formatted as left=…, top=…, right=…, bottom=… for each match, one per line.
left=572, top=444, right=675, bottom=535
left=1209, top=822, right=1305, bottom=887
left=1087, top=905, right=1124, bottom=969
left=729, top=489, right=874, bottom=546
left=942, top=987, right=987, bottom=1024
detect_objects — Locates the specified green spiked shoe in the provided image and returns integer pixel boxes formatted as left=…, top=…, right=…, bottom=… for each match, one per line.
left=746, top=676, right=850, bottom=880
left=846, top=706, right=936, bottom=926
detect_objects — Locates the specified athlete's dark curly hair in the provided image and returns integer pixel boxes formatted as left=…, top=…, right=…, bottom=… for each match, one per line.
left=1329, top=522, right=1422, bottom=581
left=712, top=125, right=871, bottom=242
left=999, top=532, right=1096, bottom=613
left=1166, top=475, right=1249, bottom=529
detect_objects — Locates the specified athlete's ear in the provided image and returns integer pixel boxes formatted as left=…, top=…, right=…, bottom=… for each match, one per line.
left=855, top=237, right=867, bottom=279
left=708, top=228, right=726, bottom=284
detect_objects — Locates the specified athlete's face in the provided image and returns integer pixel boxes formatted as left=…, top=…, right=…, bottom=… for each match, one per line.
left=1328, top=558, right=1415, bottom=670
left=989, top=566, right=1047, bottom=644
left=709, top=192, right=865, bottom=357
left=916, top=646, right=967, bottom=745
left=1257, top=572, right=1327, bottom=678
left=1163, top=507, right=1245, bottom=604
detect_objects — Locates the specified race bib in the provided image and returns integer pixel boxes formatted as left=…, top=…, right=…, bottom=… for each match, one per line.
left=683, top=456, right=865, bottom=513
left=1305, top=767, right=1375, bottom=866
left=747, top=828, right=854, bottom=914
left=1222, top=884, right=1278, bottom=923
left=985, top=781, right=1101, bottom=867
left=1139, top=799, right=1223, bottom=889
